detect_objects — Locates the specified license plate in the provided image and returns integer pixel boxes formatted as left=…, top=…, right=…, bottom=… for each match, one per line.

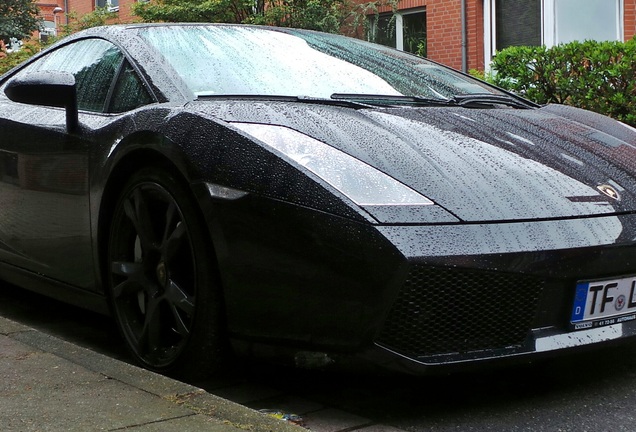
left=571, top=275, right=636, bottom=330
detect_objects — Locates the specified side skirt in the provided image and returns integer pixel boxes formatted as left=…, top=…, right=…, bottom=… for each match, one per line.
left=0, top=262, right=109, bottom=315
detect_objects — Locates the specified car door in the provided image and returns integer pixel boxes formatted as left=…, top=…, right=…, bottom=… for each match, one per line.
left=0, top=38, right=126, bottom=290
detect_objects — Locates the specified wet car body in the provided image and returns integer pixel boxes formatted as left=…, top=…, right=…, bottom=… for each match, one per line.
left=1, top=24, right=636, bottom=376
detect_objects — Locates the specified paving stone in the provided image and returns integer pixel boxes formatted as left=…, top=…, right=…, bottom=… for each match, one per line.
left=0, top=316, right=298, bottom=432
left=0, top=351, right=194, bottom=431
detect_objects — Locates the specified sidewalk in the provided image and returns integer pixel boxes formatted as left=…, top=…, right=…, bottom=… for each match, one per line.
left=0, top=316, right=305, bottom=432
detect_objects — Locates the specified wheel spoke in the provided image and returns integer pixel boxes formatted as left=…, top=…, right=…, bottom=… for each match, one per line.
left=165, top=279, right=195, bottom=316
left=111, top=261, right=157, bottom=298
left=162, top=201, right=178, bottom=244
left=169, top=303, right=191, bottom=338
left=165, top=222, right=186, bottom=262
left=124, top=188, right=158, bottom=251
left=111, top=260, right=144, bottom=278
left=139, top=296, right=163, bottom=357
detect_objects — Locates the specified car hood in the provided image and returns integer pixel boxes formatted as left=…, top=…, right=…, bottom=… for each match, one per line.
left=193, top=101, right=636, bottom=222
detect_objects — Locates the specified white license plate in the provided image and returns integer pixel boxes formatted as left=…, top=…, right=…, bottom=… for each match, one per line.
left=571, top=275, right=636, bottom=329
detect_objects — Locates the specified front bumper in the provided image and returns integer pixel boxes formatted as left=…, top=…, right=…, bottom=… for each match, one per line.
left=370, top=213, right=636, bottom=372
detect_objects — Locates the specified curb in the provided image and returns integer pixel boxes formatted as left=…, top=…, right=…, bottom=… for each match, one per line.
left=1, top=316, right=305, bottom=432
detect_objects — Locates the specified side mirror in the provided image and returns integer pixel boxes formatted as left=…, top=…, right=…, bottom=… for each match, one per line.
left=4, top=71, right=79, bottom=132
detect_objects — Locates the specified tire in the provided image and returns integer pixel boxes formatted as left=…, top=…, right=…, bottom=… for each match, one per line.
left=107, top=167, right=225, bottom=379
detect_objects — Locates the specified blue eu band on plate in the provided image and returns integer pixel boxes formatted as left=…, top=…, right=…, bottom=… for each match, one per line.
left=572, top=276, right=636, bottom=329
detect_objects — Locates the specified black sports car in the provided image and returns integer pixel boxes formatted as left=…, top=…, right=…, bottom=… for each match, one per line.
left=1, top=23, right=636, bottom=377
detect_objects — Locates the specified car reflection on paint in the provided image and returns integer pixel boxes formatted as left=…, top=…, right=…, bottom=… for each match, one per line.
left=1, top=23, right=636, bottom=378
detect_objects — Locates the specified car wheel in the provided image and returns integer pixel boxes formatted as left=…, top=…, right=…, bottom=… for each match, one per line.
left=107, top=167, right=225, bottom=378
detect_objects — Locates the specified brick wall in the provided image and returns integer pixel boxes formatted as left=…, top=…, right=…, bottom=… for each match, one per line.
left=65, top=0, right=138, bottom=24
left=116, top=0, right=138, bottom=23
left=37, top=2, right=64, bottom=22
left=377, top=0, right=425, bottom=14
left=34, top=0, right=64, bottom=40
left=372, top=0, right=476, bottom=71
left=67, top=0, right=94, bottom=18
left=375, top=0, right=483, bottom=71
left=626, top=1, right=636, bottom=40
left=425, top=0, right=463, bottom=70
left=466, top=0, right=483, bottom=71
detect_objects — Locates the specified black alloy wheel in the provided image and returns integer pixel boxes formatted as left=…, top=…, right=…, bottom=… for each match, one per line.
left=108, top=167, right=224, bottom=377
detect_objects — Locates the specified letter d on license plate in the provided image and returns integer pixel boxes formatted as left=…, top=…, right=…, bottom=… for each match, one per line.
left=571, top=275, right=636, bottom=329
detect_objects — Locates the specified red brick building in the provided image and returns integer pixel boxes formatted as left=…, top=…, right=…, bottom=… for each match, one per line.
left=35, top=0, right=65, bottom=40
left=36, top=0, right=138, bottom=37
left=371, top=0, right=636, bottom=71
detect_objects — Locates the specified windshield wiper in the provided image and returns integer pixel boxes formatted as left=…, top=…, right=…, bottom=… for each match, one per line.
left=451, top=93, right=536, bottom=109
left=196, top=94, right=371, bottom=109
left=197, top=93, right=534, bottom=110
left=330, top=93, right=454, bottom=107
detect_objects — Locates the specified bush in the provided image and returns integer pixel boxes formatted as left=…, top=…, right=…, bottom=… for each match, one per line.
left=0, top=8, right=119, bottom=77
left=490, top=38, right=636, bottom=126
left=0, top=39, right=44, bottom=75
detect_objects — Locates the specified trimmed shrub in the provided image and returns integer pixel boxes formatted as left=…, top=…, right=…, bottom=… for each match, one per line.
left=490, top=38, right=636, bottom=126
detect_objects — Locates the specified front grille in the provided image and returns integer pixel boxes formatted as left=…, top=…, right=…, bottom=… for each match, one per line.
left=377, top=264, right=545, bottom=357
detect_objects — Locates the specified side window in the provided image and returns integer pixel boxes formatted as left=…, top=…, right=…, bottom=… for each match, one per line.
left=108, top=60, right=154, bottom=113
left=17, top=39, right=124, bottom=113
left=75, top=45, right=123, bottom=112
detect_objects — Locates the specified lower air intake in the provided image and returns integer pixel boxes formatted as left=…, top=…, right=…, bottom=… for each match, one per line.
left=377, top=264, right=545, bottom=357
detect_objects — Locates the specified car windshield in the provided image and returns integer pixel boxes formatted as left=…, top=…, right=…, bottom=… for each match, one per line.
left=138, top=25, right=500, bottom=100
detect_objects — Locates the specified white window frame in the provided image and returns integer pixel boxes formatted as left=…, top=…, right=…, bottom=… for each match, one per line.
left=371, top=8, right=425, bottom=52
left=399, top=8, right=426, bottom=51
left=485, top=0, right=624, bottom=66
left=395, top=13, right=404, bottom=51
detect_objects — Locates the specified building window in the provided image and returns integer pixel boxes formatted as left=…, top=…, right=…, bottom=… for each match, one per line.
left=96, top=0, right=119, bottom=11
left=548, top=0, right=622, bottom=45
left=369, top=10, right=427, bottom=56
left=494, top=0, right=541, bottom=51
left=39, top=21, right=57, bottom=41
left=486, top=0, right=623, bottom=61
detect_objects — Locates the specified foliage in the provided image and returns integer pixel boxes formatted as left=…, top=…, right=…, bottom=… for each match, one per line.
left=490, top=38, right=636, bottom=126
left=132, top=0, right=397, bottom=35
left=59, top=8, right=120, bottom=36
left=347, top=0, right=397, bottom=37
left=468, top=68, right=485, bottom=80
left=0, top=38, right=44, bottom=75
left=0, top=8, right=117, bottom=76
left=409, top=38, right=426, bottom=57
left=0, top=0, right=41, bottom=44
left=132, top=0, right=253, bottom=24
left=246, top=0, right=350, bottom=33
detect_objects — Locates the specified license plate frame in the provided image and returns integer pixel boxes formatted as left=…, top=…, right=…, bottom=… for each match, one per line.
left=571, top=275, right=636, bottom=330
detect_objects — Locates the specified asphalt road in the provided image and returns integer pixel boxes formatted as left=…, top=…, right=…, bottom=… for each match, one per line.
left=2, top=282, right=636, bottom=431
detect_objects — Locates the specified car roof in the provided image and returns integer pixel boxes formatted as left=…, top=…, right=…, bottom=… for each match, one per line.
left=66, top=22, right=308, bottom=45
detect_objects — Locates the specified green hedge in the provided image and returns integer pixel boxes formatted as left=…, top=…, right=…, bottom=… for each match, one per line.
left=0, top=40, right=44, bottom=76
left=0, top=9, right=117, bottom=77
left=490, top=38, right=636, bottom=127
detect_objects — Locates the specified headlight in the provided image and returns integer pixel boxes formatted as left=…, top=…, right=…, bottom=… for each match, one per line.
left=232, top=123, right=433, bottom=206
